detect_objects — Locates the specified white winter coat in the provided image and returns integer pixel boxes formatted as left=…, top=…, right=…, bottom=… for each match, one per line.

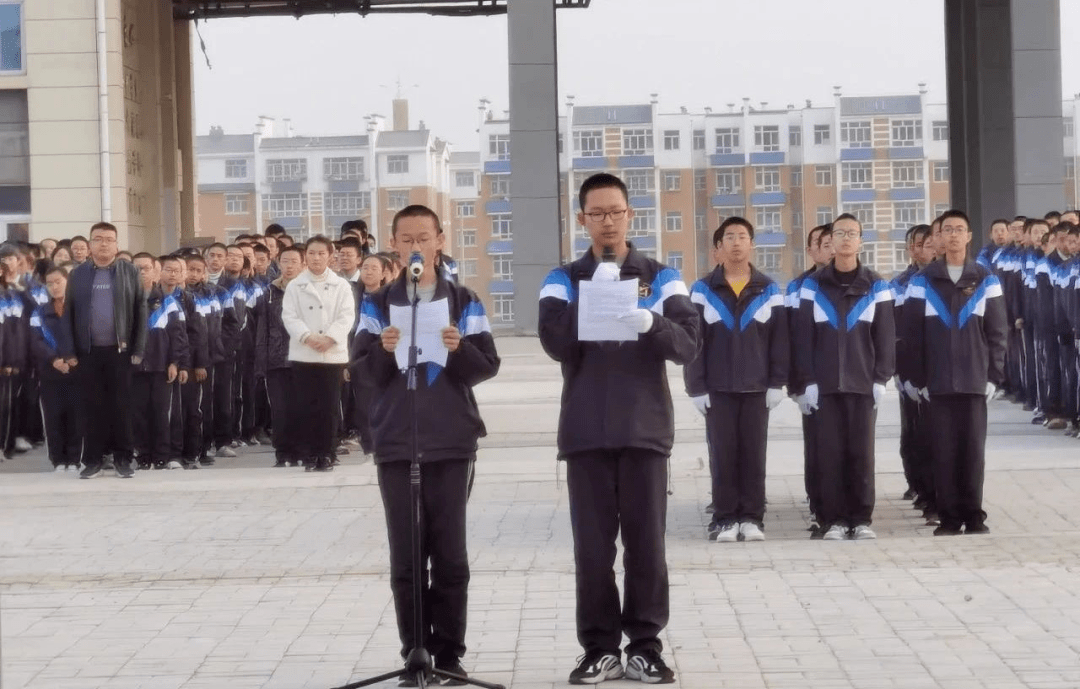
left=281, top=268, right=356, bottom=364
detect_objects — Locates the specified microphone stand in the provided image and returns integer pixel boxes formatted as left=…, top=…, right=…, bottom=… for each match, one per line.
left=330, top=272, right=504, bottom=689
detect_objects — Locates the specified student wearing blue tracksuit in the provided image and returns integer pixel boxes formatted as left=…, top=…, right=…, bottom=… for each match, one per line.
left=685, top=217, right=788, bottom=543
left=30, top=266, right=80, bottom=471
left=902, top=210, right=1008, bottom=535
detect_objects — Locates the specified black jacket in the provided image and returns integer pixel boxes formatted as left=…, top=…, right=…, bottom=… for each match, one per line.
left=351, top=272, right=500, bottom=464
left=538, top=244, right=700, bottom=458
left=29, top=301, right=75, bottom=383
left=684, top=265, right=787, bottom=395
left=63, top=260, right=148, bottom=358
left=254, top=278, right=292, bottom=376
left=192, top=282, right=238, bottom=364
left=172, top=287, right=208, bottom=370
left=2, top=285, right=28, bottom=371
left=792, top=260, right=896, bottom=396
left=902, top=259, right=1008, bottom=394
left=134, top=285, right=188, bottom=374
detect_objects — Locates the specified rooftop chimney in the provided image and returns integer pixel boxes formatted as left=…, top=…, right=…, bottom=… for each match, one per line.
left=393, top=98, right=409, bottom=131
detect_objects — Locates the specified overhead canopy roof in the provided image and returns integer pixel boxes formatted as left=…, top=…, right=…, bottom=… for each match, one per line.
left=174, top=0, right=590, bottom=20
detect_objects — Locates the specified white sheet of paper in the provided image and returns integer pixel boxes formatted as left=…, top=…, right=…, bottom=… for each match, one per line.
left=578, top=278, right=640, bottom=342
left=389, top=298, right=450, bottom=370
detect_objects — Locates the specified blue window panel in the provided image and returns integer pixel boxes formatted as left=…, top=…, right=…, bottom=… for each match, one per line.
left=841, top=189, right=876, bottom=203
left=326, top=215, right=353, bottom=230
left=0, top=5, right=20, bottom=72
left=751, top=192, right=786, bottom=205
left=486, top=240, right=513, bottom=254
left=573, top=157, right=607, bottom=170
left=888, top=229, right=909, bottom=241
left=711, top=193, right=744, bottom=207
left=749, top=151, right=785, bottom=165
left=618, top=155, right=654, bottom=168
left=889, top=146, right=924, bottom=160
left=839, top=147, right=874, bottom=161
left=756, top=232, right=786, bottom=246
left=631, top=236, right=657, bottom=250
left=486, top=199, right=512, bottom=214
left=270, top=181, right=303, bottom=193
left=489, top=280, right=515, bottom=295
left=889, top=187, right=925, bottom=201
left=326, top=179, right=359, bottom=192
left=276, top=216, right=302, bottom=230
left=629, top=195, right=654, bottom=209
left=710, top=153, right=745, bottom=167
left=484, top=160, right=511, bottom=174
left=862, top=231, right=880, bottom=242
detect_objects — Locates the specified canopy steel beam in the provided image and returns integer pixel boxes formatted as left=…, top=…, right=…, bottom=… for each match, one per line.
left=173, top=0, right=589, bottom=20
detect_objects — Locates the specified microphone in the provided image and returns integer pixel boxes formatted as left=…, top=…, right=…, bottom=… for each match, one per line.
left=408, top=251, right=424, bottom=280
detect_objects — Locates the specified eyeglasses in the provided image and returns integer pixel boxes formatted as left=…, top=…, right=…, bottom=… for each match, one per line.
left=395, top=235, right=436, bottom=248
left=583, top=209, right=628, bottom=222
left=832, top=230, right=860, bottom=239
left=91, top=236, right=117, bottom=244
left=941, top=226, right=969, bottom=235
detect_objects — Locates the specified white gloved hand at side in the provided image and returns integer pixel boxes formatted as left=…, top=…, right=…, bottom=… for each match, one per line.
left=986, top=382, right=996, bottom=398
left=691, top=394, right=710, bottom=417
left=765, top=388, right=784, bottom=410
left=797, top=384, right=820, bottom=416
left=618, top=309, right=654, bottom=334
left=592, top=262, right=621, bottom=282
left=872, top=383, right=886, bottom=409
left=902, top=380, right=920, bottom=402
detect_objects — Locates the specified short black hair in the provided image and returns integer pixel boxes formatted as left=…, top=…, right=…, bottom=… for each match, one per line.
left=131, top=251, right=156, bottom=263
left=807, top=224, right=831, bottom=249
left=264, top=223, right=286, bottom=236
left=911, top=224, right=933, bottom=244
left=184, top=253, right=206, bottom=266
left=88, top=223, right=116, bottom=237
left=340, top=219, right=369, bottom=238
left=279, top=245, right=303, bottom=262
left=1024, top=218, right=1049, bottom=234
left=337, top=237, right=363, bottom=255
left=1015, top=215, right=1029, bottom=223
left=252, top=243, right=270, bottom=256
left=205, top=242, right=227, bottom=254
left=938, top=209, right=971, bottom=229
left=70, top=235, right=89, bottom=245
left=578, top=173, right=629, bottom=213
left=305, top=235, right=335, bottom=253
left=1044, top=211, right=1062, bottom=221
left=833, top=213, right=862, bottom=234
left=1058, top=220, right=1080, bottom=236
left=990, top=218, right=1011, bottom=229
left=391, top=205, right=443, bottom=237
left=44, top=264, right=68, bottom=280
left=712, top=216, right=754, bottom=245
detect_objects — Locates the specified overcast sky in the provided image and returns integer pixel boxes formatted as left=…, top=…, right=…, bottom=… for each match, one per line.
left=193, top=0, right=1080, bottom=148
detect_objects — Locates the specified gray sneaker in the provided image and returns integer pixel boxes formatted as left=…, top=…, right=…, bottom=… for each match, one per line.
left=852, top=524, right=876, bottom=540
left=822, top=524, right=848, bottom=540
left=569, top=652, right=623, bottom=685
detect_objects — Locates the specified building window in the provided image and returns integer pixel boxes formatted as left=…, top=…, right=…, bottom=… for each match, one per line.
left=455, top=171, right=475, bottom=187
left=755, top=206, right=782, bottom=232
left=225, top=228, right=250, bottom=244
left=225, top=159, right=247, bottom=179
left=892, top=160, right=923, bottom=188
left=323, top=157, right=364, bottom=181
left=841, top=162, right=873, bottom=190
left=933, top=161, right=950, bottom=183
left=492, top=253, right=513, bottom=280
left=622, top=128, right=653, bottom=156
left=460, top=259, right=478, bottom=278
left=694, top=170, right=707, bottom=191
left=663, top=170, right=681, bottom=192
left=791, top=168, right=802, bottom=188
left=225, top=194, right=248, bottom=215
left=664, top=212, right=683, bottom=233
left=695, top=212, right=706, bottom=232
left=1066, top=119, right=1075, bottom=139
left=816, top=206, right=834, bottom=226
left=692, top=130, right=706, bottom=150
left=755, top=246, right=782, bottom=272
left=715, top=127, right=740, bottom=153
left=893, top=201, right=923, bottom=228
left=574, top=129, right=603, bottom=157
left=489, top=134, right=510, bottom=160
left=628, top=209, right=655, bottom=237
left=387, top=154, right=409, bottom=175
left=715, top=168, right=742, bottom=193
left=1067, top=159, right=1076, bottom=180
left=789, top=126, right=802, bottom=147
left=859, top=242, right=879, bottom=271
left=492, top=294, right=514, bottom=323
left=840, top=121, right=872, bottom=148
left=843, top=202, right=875, bottom=231
left=932, top=120, right=950, bottom=141
left=792, top=210, right=803, bottom=232
left=891, top=119, right=922, bottom=147
left=813, top=124, right=831, bottom=145
left=934, top=203, right=950, bottom=218
left=387, top=190, right=409, bottom=210
left=663, top=130, right=681, bottom=151
left=754, top=125, right=780, bottom=152
left=490, top=175, right=510, bottom=197
left=716, top=207, right=745, bottom=224
left=815, top=165, right=833, bottom=186
left=755, top=166, right=781, bottom=192
left=262, top=193, right=307, bottom=216
left=325, top=191, right=370, bottom=216
left=491, top=213, right=512, bottom=240
left=266, top=158, right=306, bottom=182
left=625, top=168, right=654, bottom=196
left=0, top=3, right=22, bottom=72
left=459, top=229, right=477, bottom=247
left=457, top=201, right=476, bottom=218
left=666, top=251, right=684, bottom=271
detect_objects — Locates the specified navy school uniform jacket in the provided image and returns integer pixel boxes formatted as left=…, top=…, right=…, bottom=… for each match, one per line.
left=254, top=278, right=291, bottom=377
left=134, top=286, right=188, bottom=374
left=29, top=302, right=73, bottom=383
left=538, top=244, right=701, bottom=458
left=2, top=285, right=29, bottom=372
left=901, top=259, right=1008, bottom=395
left=172, top=287, right=209, bottom=371
left=350, top=272, right=501, bottom=465
left=684, top=265, right=788, bottom=395
left=792, top=261, right=896, bottom=396
left=193, top=282, right=238, bottom=365
left=891, top=263, right=920, bottom=378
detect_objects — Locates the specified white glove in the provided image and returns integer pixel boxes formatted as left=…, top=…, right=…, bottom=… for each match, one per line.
left=691, top=394, right=710, bottom=417
left=797, top=384, right=819, bottom=416
left=872, top=383, right=886, bottom=409
left=765, top=388, right=784, bottom=410
left=592, top=262, right=621, bottom=282
left=918, top=387, right=930, bottom=402
left=902, top=380, right=920, bottom=402
left=618, top=309, right=654, bottom=334
left=892, top=375, right=901, bottom=390
left=986, top=382, right=996, bottom=398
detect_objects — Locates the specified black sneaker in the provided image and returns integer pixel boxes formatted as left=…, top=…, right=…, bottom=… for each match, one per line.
left=79, top=465, right=101, bottom=479
left=902, top=488, right=917, bottom=501
left=435, top=659, right=468, bottom=686
left=933, top=525, right=963, bottom=536
left=315, top=456, right=334, bottom=472
left=569, top=652, right=623, bottom=684
left=625, top=650, right=675, bottom=684
left=964, top=522, right=990, bottom=534
left=116, top=463, right=134, bottom=479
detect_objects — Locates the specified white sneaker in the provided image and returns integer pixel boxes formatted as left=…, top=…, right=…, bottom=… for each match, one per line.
left=852, top=524, right=877, bottom=540
left=713, top=523, right=739, bottom=543
left=822, top=525, right=848, bottom=540
left=53, top=465, right=65, bottom=473
left=739, top=522, right=765, bottom=541
left=14, top=437, right=31, bottom=452
left=167, top=460, right=183, bottom=470
left=67, top=465, right=78, bottom=473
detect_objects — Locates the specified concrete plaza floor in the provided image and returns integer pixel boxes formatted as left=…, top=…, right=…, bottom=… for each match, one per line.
left=1, top=337, right=1079, bottom=689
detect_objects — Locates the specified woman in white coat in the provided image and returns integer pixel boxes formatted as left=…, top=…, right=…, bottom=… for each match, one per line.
left=281, top=236, right=356, bottom=471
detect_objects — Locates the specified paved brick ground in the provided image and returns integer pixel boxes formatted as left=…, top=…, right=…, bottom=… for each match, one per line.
left=2, top=338, right=1079, bottom=688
